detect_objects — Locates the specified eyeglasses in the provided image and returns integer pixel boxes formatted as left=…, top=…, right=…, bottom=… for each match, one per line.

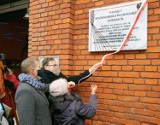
left=46, top=64, right=58, bottom=67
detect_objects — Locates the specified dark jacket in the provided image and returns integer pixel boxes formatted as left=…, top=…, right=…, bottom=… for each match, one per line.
left=38, top=68, right=91, bottom=84
left=15, top=82, right=52, bottom=125
left=49, top=93, right=97, bottom=125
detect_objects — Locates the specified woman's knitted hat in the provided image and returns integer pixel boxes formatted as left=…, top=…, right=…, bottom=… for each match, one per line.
left=49, top=78, right=68, bottom=97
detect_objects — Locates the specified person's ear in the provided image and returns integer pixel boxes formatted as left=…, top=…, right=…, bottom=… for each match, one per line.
left=44, top=65, right=48, bottom=70
left=30, top=68, right=35, bottom=75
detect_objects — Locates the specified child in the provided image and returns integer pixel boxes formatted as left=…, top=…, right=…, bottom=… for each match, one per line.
left=49, top=82, right=97, bottom=125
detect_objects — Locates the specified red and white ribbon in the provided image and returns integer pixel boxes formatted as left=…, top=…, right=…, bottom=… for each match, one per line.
left=101, top=0, right=148, bottom=64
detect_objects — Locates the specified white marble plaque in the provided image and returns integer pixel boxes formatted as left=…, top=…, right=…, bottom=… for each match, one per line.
left=89, top=0, right=148, bottom=52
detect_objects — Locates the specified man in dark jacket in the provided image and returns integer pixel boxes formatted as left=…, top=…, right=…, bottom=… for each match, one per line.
left=38, top=57, right=102, bottom=84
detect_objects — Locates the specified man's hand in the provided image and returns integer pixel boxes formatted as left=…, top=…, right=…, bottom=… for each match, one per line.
left=68, top=81, right=75, bottom=88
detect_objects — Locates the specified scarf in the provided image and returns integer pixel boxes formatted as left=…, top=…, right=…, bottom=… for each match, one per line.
left=18, top=73, right=48, bottom=92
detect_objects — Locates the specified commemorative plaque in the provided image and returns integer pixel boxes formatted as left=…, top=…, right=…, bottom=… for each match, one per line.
left=89, top=1, right=148, bottom=52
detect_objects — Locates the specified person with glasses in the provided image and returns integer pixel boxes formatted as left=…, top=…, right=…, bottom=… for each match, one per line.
left=38, top=57, right=102, bottom=85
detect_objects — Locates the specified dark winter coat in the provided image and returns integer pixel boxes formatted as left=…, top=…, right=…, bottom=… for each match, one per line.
left=38, top=68, right=91, bottom=84
left=49, top=93, right=97, bottom=125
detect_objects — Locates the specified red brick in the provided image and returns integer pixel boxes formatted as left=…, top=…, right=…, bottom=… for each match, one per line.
left=148, top=41, right=158, bottom=46
left=118, top=96, right=138, bottom=102
left=108, top=83, right=128, bottom=90
left=148, top=28, right=159, bottom=34
left=129, top=85, right=151, bottom=91
left=149, top=2, right=160, bottom=9
left=134, top=78, right=145, bottom=84
left=148, top=21, right=160, bottom=27
left=153, top=35, right=160, bottom=40
left=40, top=51, right=47, bottom=55
left=113, top=89, right=123, bottom=95
left=123, top=120, right=140, bottom=125
left=123, top=78, right=134, bottom=83
left=95, top=1, right=104, bottom=6
left=148, top=15, right=159, bottom=21
left=145, top=66, right=157, bottom=71
left=119, top=72, right=139, bottom=78
left=104, top=0, right=114, bottom=4
left=125, top=54, right=135, bottom=59
left=113, top=78, right=122, bottom=83
left=108, top=60, right=127, bottom=65
left=148, top=117, right=160, bottom=124
left=122, top=66, right=132, bottom=71
left=123, top=90, right=135, bottom=96
left=152, top=86, right=160, bottom=92
left=141, top=72, right=160, bottom=79
left=152, top=60, right=160, bottom=65
left=154, top=8, right=160, bottom=14
left=128, top=60, right=151, bottom=65
left=136, top=54, right=147, bottom=59
left=135, top=91, right=146, bottom=97
left=112, top=66, right=121, bottom=70
left=140, top=97, right=160, bottom=104
left=76, top=0, right=91, bottom=4
left=146, top=92, right=159, bottom=98
left=147, top=53, right=159, bottom=59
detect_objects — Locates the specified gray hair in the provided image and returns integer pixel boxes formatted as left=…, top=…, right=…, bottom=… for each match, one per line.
left=21, top=57, right=37, bottom=74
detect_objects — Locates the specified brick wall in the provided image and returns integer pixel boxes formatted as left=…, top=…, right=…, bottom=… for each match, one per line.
left=29, top=0, right=160, bottom=124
